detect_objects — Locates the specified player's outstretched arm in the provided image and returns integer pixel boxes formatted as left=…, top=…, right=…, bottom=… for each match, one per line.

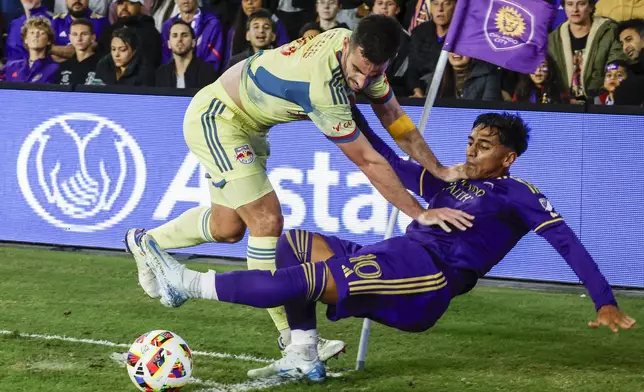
left=539, top=223, right=636, bottom=332
left=351, top=105, right=445, bottom=200
left=336, top=133, right=473, bottom=231
left=370, top=95, right=466, bottom=183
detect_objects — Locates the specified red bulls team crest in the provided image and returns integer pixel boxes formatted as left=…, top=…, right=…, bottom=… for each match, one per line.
left=234, top=144, right=255, bottom=164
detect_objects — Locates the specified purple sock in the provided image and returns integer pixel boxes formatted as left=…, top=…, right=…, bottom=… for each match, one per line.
left=214, top=230, right=327, bottom=323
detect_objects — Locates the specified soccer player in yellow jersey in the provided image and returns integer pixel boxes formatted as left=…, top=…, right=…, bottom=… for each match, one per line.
left=125, top=14, right=470, bottom=359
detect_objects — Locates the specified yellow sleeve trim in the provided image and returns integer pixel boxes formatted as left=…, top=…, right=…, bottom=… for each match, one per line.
left=386, top=114, right=415, bottom=140
left=419, top=168, right=427, bottom=197
left=534, top=217, right=564, bottom=232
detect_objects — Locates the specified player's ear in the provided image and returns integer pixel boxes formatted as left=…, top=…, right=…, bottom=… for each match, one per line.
left=246, top=30, right=251, bottom=42
left=503, top=151, right=517, bottom=168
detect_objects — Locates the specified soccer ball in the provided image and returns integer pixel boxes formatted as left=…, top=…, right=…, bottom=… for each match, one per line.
left=126, top=330, right=193, bottom=391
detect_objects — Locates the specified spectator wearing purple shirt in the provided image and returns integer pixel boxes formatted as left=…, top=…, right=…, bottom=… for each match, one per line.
left=161, top=0, right=225, bottom=73
left=6, top=0, right=53, bottom=61
left=1, top=16, right=59, bottom=82
left=50, top=0, right=109, bottom=61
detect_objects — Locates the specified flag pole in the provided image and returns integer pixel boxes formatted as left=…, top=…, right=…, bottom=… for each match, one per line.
left=355, top=49, right=450, bottom=371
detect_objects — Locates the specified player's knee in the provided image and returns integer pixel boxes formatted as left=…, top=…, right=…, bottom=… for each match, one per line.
left=212, top=232, right=244, bottom=243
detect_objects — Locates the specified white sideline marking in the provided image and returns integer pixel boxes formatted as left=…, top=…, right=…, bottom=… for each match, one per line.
left=3, top=329, right=348, bottom=392
left=0, top=330, right=272, bottom=363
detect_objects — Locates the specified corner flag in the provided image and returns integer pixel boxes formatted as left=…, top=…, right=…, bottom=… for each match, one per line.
left=442, top=0, right=556, bottom=73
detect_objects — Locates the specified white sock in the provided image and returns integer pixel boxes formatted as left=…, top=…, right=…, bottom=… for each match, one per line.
left=182, top=269, right=218, bottom=300
left=279, top=328, right=292, bottom=346
left=290, top=329, right=318, bottom=360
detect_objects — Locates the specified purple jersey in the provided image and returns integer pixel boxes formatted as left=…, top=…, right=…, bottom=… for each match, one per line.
left=161, top=9, right=225, bottom=72
left=6, top=6, right=54, bottom=61
left=51, top=10, right=109, bottom=46
left=353, top=107, right=617, bottom=311
left=1, top=57, right=59, bottom=83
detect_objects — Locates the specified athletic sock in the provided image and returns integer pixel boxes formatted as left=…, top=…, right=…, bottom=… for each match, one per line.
left=147, top=206, right=215, bottom=250
left=246, top=236, right=290, bottom=332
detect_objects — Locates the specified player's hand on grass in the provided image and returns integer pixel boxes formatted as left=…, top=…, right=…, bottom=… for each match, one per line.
left=417, top=208, right=474, bottom=232
left=588, top=305, right=636, bottom=333
left=436, top=163, right=467, bottom=183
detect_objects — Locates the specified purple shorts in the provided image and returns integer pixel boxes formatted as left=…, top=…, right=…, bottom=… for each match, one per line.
left=321, top=235, right=452, bottom=333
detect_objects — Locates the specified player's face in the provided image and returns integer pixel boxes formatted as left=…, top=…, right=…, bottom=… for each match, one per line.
left=111, top=37, right=135, bottom=68
left=177, top=0, right=198, bottom=14
left=317, top=0, right=340, bottom=21
left=430, top=0, right=455, bottom=28
left=246, top=18, right=275, bottom=50
left=465, top=126, right=516, bottom=180
left=342, top=41, right=390, bottom=92
left=117, top=0, right=141, bottom=18
left=169, top=24, right=194, bottom=56
left=604, top=66, right=627, bottom=93
left=565, top=0, right=592, bottom=25
left=242, top=0, right=262, bottom=16
left=24, top=27, right=50, bottom=50
left=619, top=28, right=643, bottom=60
left=372, top=0, right=399, bottom=17
left=529, top=61, right=548, bottom=86
left=70, top=24, right=95, bottom=51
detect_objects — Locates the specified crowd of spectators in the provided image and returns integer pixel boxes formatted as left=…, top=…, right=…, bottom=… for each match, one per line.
left=2, top=0, right=644, bottom=106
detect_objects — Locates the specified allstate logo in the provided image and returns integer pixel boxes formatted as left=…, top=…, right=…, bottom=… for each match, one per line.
left=17, top=113, right=146, bottom=232
left=485, top=0, right=534, bottom=51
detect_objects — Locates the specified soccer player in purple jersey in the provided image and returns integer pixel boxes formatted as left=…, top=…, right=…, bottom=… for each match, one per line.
left=133, top=108, right=635, bottom=382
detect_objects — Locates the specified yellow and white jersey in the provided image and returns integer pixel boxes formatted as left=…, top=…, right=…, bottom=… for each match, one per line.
left=238, top=28, right=393, bottom=143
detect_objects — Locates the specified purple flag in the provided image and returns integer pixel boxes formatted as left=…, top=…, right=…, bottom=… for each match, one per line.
left=442, top=0, right=556, bottom=73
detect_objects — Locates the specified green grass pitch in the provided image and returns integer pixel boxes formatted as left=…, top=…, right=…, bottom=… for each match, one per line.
left=0, top=246, right=642, bottom=392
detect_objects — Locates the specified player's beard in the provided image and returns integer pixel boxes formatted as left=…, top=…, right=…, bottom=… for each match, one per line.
left=173, top=46, right=193, bottom=58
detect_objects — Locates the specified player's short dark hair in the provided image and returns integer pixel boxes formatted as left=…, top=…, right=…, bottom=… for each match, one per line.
left=111, top=27, right=140, bottom=51
left=169, top=19, right=195, bottom=39
left=472, top=113, right=531, bottom=157
left=246, top=9, right=276, bottom=32
left=299, top=22, right=322, bottom=37
left=350, top=14, right=401, bottom=65
left=617, top=18, right=644, bottom=38
left=70, top=18, right=94, bottom=35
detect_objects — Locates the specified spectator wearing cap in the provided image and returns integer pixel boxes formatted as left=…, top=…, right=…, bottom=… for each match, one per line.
left=156, top=19, right=216, bottom=88
left=595, top=0, right=644, bottom=22
left=161, top=0, right=224, bottom=72
left=617, top=18, right=644, bottom=75
left=98, top=0, right=162, bottom=67
left=1, top=16, right=59, bottom=82
left=548, top=0, right=627, bottom=103
left=512, top=55, right=568, bottom=104
left=407, top=0, right=455, bottom=98
left=228, top=0, right=287, bottom=62
left=96, top=26, right=155, bottom=84
left=56, top=18, right=100, bottom=84
left=436, top=53, right=502, bottom=101
left=6, top=0, right=53, bottom=61
left=371, top=0, right=410, bottom=95
left=594, top=60, right=629, bottom=104
left=225, top=8, right=275, bottom=70
left=50, top=0, right=109, bottom=60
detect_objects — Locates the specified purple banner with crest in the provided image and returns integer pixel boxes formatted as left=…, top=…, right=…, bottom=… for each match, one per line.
left=443, top=0, right=555, bottom=73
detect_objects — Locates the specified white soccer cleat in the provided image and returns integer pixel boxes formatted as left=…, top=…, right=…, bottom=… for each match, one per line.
left=278, top=336, right=346, bottom=362
left=125, top=228, right=159, bottom=298
left=317, top=337, right=346, bottom=362
left=247, top=345, right=326, bottom=382
left=138, top=233, right=190, bottom=308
